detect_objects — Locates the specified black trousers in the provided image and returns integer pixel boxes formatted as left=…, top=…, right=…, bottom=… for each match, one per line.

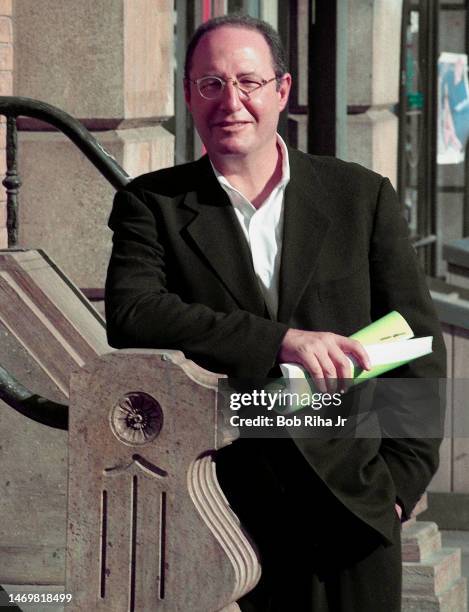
left=236, top=513, right=402, bottom=612
left=216, top=439, right=402, bottom=612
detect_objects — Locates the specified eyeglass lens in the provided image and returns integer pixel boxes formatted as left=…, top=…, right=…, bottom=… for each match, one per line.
left=197, top=76, right=268, bottom=99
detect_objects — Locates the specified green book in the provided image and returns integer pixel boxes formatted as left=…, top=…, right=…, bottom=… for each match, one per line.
left=278, top=311, right=433, bottom=405
left=348, top=310, right=432, bottom=380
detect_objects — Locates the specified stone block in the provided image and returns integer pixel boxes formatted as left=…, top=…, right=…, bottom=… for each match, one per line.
left=348, top=0, right=403, bottom=106
left=66, top=351, right=258, bottom=610
left=412, top=493, right=429, bottom=517
left=347, top=109, right=398, bottom=187
left=0, top=0, right=11, bottom=16
left=17, top=126, right=173, bottom=288
left=0, top=16, right=11, bottom=42
left=123, top=0, right=173, bottom=119
left=402, top=521, right=442, bottom=562
left=0, top=42, right=12, bottom=70
left=0, top=69, right=12, bottom=95
left=119, top=125, right=175, bottom=179
left=403, top=548, right=461, bottom=596
left=402, top=576, right=467, bottom=612
left=14, top=0, right=173, bottom=120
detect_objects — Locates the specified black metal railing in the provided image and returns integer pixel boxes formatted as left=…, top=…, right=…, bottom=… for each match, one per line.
left=0, top=364, right=67, bottom=430
left=0, top=95, right=131, bottom=246
left=0, top=96, right=133, bottom=429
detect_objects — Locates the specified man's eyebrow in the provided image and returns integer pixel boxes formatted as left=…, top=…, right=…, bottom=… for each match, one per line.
left=237, top=72, right=263, bottom=78
left=196, top=70, right=262, bottom=78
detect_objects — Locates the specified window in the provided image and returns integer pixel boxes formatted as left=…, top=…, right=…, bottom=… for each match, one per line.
left=398, top=0, right=469, bottom=279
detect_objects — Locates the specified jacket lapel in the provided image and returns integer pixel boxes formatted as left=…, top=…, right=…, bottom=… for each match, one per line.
left=277, top=149, right=332, bottom=323
left=182, top=156, right=267, bottom=316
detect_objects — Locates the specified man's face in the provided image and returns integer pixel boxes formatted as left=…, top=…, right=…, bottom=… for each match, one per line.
left=185, top=26, right=291, bottom=160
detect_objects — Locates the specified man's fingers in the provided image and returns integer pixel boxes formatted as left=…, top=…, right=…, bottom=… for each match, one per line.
left=338, top=338, right=371, bottom=370
left=278, top=330, right=371, bottom=392
left=301, top=354, right=328, bottom=393
left=328, top=348, right=353, bottom=393
left=302, top=351, right=339, bottom=393
left=329, top=348, right=353, bottom=380
left=319, top=355, right=338, bottom=394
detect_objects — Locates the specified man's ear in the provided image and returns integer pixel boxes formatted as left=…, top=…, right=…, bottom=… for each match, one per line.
left=278, top=73, right=292, bottom=113
left=184, top=79, right=192, bottom=110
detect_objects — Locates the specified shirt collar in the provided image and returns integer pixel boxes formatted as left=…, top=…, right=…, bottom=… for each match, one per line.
left=210, top=134, right=290, bottom=207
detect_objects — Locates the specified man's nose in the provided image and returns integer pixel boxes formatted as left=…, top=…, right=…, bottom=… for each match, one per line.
left=219, top=80, right=243, bottom=111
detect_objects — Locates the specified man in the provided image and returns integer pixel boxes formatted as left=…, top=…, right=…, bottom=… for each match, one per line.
left=105, top=14, right=445, bottom=611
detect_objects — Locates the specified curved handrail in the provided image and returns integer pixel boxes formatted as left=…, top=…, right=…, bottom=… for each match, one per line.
left=0, top=364, right=68, bottom=430
left=0, top=96, right=131, bottom=190
left=0, top=95, right=133, bottom=429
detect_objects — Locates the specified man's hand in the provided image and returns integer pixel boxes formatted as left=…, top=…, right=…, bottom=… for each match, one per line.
left=278, top=329, right=371, bottom=392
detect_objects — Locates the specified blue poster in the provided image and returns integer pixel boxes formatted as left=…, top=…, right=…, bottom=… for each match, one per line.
left=438, top=52, right=469, bottom=165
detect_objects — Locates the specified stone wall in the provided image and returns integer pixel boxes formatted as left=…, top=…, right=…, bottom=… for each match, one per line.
left=12, top=0, right=174, bottom=288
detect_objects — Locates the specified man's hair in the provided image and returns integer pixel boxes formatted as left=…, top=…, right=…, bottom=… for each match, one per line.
left=184, top=14, right=288, bottom=82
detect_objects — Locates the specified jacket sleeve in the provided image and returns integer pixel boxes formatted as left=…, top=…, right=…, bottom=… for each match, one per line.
left=369, top=177, right=446, bottom=519
left=105, top=188, right=289, bottom=379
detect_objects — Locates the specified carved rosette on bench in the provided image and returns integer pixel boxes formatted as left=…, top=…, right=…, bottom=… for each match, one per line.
left=66, top=349, right=260, bottom=612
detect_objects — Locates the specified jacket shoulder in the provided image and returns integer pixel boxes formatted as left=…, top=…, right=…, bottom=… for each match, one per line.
left=289, top=148, right=385, bottom=186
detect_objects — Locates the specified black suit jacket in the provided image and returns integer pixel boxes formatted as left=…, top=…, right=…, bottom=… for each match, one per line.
left=105, top=148, right=446, bottom=544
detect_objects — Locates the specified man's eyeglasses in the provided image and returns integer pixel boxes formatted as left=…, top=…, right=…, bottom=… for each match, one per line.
left=187, top=75, right=279, bottom=100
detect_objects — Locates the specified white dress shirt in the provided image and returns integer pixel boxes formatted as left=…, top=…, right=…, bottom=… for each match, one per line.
left=211, top=135, right=290, bottom=318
